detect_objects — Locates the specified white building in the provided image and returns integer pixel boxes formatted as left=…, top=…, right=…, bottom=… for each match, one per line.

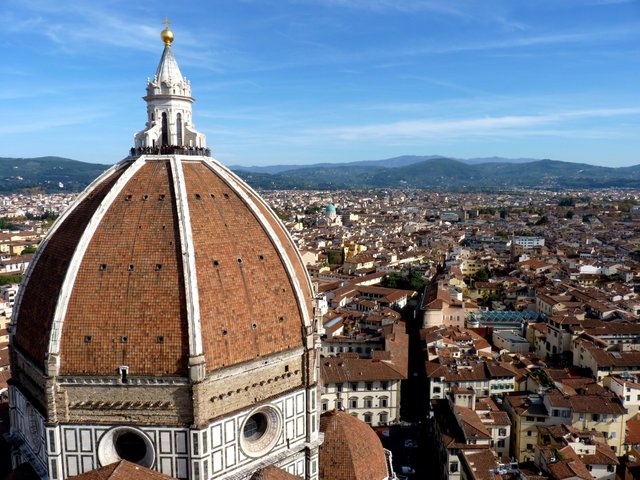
left=320, top=357, right=404, bottom=426
left=604, top=374, right=640, bottom=417
left=513, top=236, right=545, bottom=249
left=492, top=331, right=530, bottom=354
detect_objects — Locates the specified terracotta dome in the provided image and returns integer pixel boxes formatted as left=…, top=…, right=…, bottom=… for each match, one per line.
left=7, top=25, right=322, bottom=480
left=319, top=410, right=390, bottom=480
left=12, top=156, right=313, bottom=377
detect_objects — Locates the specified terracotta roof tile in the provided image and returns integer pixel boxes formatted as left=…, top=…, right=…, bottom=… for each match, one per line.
left=68, top=460, right=175, bottom=479
left=321, top=356, right=406, bottom=383
left=12, top=157, right=313, bottom=377
left=319, top=410, right=389, bottom=480
left=14, top=164, right=129, bottom=368
left=250, top=466, right=299, bottom=480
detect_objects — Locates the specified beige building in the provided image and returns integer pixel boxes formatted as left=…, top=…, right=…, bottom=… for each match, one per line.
left=421, top=283, right=478, bottom=329
left=504, top=388, right=627, bottom=462
left=431, top=394, right=498, bottom=480
left=426, top=359, right=517, bottom=401
left=503, top=392, right=553, bottom=462
left=572, top=338, right=640, bottom=383
left=535, top=424, right=618, bottom=480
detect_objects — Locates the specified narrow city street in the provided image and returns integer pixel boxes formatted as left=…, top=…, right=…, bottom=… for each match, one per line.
left=379, top=301, right=441, bottom=480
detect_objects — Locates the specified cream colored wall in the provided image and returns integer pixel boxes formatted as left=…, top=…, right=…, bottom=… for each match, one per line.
left=572, top=413, right=625, bottom=455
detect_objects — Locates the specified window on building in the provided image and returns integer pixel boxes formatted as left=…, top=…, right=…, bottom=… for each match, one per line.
left=364, top=397, right=373, bottom=408
left=336, top=401, right=343, bottom=410
left=552, top=409, right=559, bottom=417
left=364, top=413, right=372, bottom=424
left=381, top=382, right=388, bottom=390
left=450, top=463, right=458, bottom=473
left=176, top=113, right=183, bottom=145
left=499, top=428, right=507, bottom=436
left=336, top=384, right=343, bottom=392
left=366, top=382, right=373, bottom=391
left=608, top=465, right=615, bottom=472
left=433, top=387, right=441, bottom=393
left=526, top=444, right=533, bottom=450
left=380, top=412, right=388, bottom=424
left=526, top=416, right=534, bottom=422
left=497, top=439, right=505, bottom=448
left=579, top=413, right=585, bottom=421
left=592, top=414, right=599, bottom=422
left=161, top=112, right=168, bottom=145
left=527, top=431, right=532, bottom=437
left=351, top=383, right=358, bottom=391
left=587, top=465, right=592, bottom=472
left=349, top=398, right=358, bottom=409
left=322, top=402, right=328, bottom=412
left=380, top=397, right=388, bottom=408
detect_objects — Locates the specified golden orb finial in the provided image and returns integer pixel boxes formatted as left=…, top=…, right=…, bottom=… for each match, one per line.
left=160, top=17, right=174, bottom=45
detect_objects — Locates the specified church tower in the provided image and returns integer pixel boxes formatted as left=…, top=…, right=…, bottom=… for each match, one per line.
left=7, top=23, right=322, bottom=480
left=135, top=20, right=206, bottom=150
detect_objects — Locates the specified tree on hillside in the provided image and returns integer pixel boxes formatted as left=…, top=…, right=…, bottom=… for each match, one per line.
left=472, top=268, right=490, bottom=282
left=382, top=270, right=427, bottom=292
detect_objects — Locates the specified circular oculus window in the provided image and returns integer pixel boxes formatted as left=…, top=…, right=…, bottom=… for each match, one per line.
left=98, top=426, right=155, bottom=468
left=240, top=406, right=282, bottom=457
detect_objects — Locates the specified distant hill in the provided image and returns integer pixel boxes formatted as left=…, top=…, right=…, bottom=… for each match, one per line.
left=237, top=157, right=640, bottom=190
left=230, top=155, right=450, bottom=174
left=1, top=155, right=638, bottom=193
left=0, top=157, right=110, bottom=192
left=461, top=156, right=541, bottom=165
left=231, top=154, right=547, bottom=174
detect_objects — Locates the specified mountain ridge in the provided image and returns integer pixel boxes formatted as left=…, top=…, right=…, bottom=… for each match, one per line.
left=0, top=155, right=638, bottom=192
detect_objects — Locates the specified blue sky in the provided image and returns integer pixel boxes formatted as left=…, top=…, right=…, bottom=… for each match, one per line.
left=2, top=0, right=639, bottom=167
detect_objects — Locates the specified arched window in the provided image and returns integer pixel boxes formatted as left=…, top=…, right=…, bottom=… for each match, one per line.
left=161, top=113, right=168, bottom=145
left=176, top=113, right=183, bottom=146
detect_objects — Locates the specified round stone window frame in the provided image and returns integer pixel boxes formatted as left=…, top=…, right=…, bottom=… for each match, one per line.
left=239, top=405, right=282, bottom=458
left=97, top=426, right=155, bottom=468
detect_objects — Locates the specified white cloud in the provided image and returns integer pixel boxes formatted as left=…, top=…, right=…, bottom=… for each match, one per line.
left=303, top=107, right=640, bottom=141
